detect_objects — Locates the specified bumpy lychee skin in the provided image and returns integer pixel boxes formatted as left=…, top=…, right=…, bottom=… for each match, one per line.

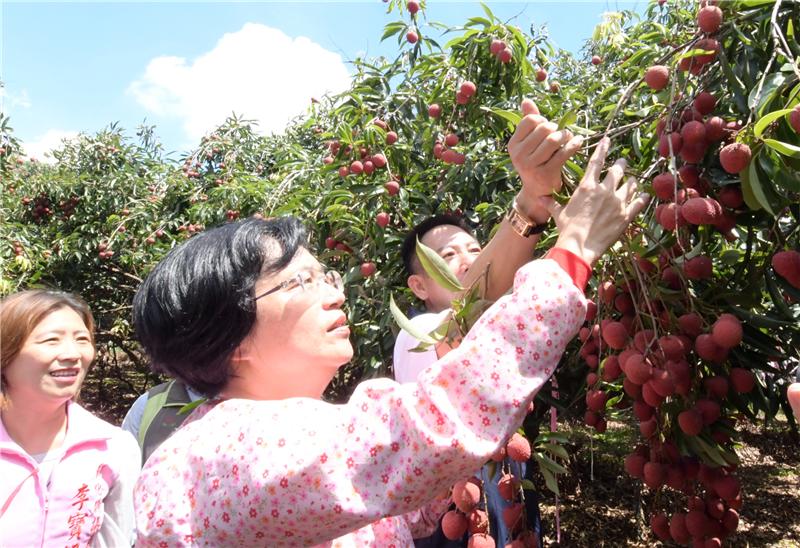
left=497, top=473, right=519, bottom=502
left=467, top=508, right=489, bottom=535
left=718, top=185, right=744, bottom=209
left=441, top=510, right=468, bottom=541
left=772, top=250, right=800, bottom=288
left=697, top=5, right=723, bottom=33
left=711, top=313, right=742, bottom=348
left=645, top=65, right=670, bottom=91
left=730, top=367, right=755, bottom=393
left=650, top=512, right=671, bottom=542
left=678, top=409, right=704, bottom=436
left=602, top=321, right=629, bottom=350
left=719, top=142, right=752, bottom=174
left=695, top=334, right=726, bottom=363
left=684, top=255, right=713, bottom=280
left=624, top=453, right=647, bottom=479
left=681, top=120, right=707, bottom=146
left=466, top=532, right=494, bottom=548
left=693, top=91, right=717, bottom=115
left=452, top=480, right=481, bottom=513
left=652, top=172, right=677, bottom=201
left=506, top=433, right=532, bottom=462
left=681, top=197, right=719, bottom=225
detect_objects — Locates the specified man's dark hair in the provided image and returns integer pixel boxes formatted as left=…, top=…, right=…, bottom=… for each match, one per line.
left=132, top=216, right=308, bottom=397
left=400, top=214, right=474, bottom=276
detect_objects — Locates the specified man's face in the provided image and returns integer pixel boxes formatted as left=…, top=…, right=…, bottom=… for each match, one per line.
left=409, top=224, right=481, bottom=312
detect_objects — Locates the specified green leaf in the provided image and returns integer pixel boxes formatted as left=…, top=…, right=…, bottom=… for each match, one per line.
left=540, top=467, right=560, bottom=496
left=739, top=164, right=762, bottom=211
left=695, top=436, right=732, bottom=467
left=389, top=294, right=438, bottom=345
left=415, top=237, right=464, bottom=293
left=487, top=107, right=522, bottom=127
left=521, top=478, right=536, bottom=491
left=534, top=452, right=568, bottom=474
left=744, top=160, right=776, bottom=215
left=763, top=138, right=800, bottom=158
left=540, top=442, right=569, bottom=460
left=557, top=110, right=577, bottom=131
left=179, top=398, right=207, bottom=415
left=753, top=108, right=794, bottom=138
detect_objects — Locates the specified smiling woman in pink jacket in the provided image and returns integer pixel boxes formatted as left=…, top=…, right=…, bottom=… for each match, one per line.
left=0, top=290, right=140, bottom=547
left=132, top=137, right=648, bottom=546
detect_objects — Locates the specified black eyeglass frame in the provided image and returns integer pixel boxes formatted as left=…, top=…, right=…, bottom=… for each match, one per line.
left=253, top=269, right=343, bottom=301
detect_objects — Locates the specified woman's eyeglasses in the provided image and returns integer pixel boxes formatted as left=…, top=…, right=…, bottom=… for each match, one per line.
left=254, top=270, right=343, bottom=301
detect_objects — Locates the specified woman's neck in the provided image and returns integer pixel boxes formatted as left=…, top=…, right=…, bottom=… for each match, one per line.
left=1, top=399, right=69, bottom=456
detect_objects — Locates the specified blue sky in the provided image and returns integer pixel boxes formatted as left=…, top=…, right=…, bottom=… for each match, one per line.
left=1, top=1, right=645, bottom=159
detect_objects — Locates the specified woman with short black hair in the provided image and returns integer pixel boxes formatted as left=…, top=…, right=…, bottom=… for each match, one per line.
left=133, top=137, right=649, bottom=546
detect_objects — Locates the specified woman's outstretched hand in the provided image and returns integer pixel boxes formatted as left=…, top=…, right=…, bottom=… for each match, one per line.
left=540, top=137, right=650, bottom=267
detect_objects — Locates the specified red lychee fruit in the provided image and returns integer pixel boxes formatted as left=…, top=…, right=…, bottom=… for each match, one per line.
left=642, top=381, right=665, bottom=408
left=790, top=104, right=800, bottom=133
left=601, top=355, right=622, bottom=382
left=705, top=116, right=727, bottom=142
left=626, top=353, right=653, bottom=385
left=658, top=132, right=683, bottom=157
left=442, top=510, right=468, bottom=541
left=686, top=510, right=708, bottom=539
left=681, top=197, right=721, bottom=225
left=502, top=503, right=524, bottom=531
left=467, top=508, right=489, bottom=534
left=645, top=65, right=670, bottom=91
left=681, top=120, right=707, bottom=146
left=643, top=461, right=666, bottom=489
left=407, top=1, right=420, bottom=14
left=679, top=164, right=700, bottom=188
left=386, top=131, right=398, bottom=145
left=498, top=48, right=513, bottom=64
left=338, top=166, right=349, bottom=178
left=466, top=532, right=494, bottom=548
left=376, top=212, right=390, bottom=229
left=684, top=255, right=713, bottom=280
left=406, top=30, right=419, bottom=44
left=695, top=334, right=727, bottom=363
left=693, top=91, right=717, bottom=115
left=678, top=313, right=704, bottom=338
left=591, top=55, right=602, bottom=65
left=679, top=409, right=704, bottom=436
left=385, top=180, right=400, bottom=195
left=535, top=68, right=547, bottom=82
left=650, top=368, right=676, bottom=398
left=696, top=37, right=720, bottom=64
left=719, top=142, right=751, bottom=174
left=711, top=313, right=742, bottom=348
left=506, top=433, right=532, bottom=462
left=652, top=172, right=677, bottom=201
left=704, top=375, right=730, bottom=399
left=721, top=508, right=740, bottom=533
left=670, top=512, right=691, bottom=544
left=428, top=104, right=442, bottom=118
left=695, top=398, right=721, bottom=425
left=714, top=475, right=741, bottom=502
left=624, top=453, right=647, bottom=479
left=730, top=367, right=755, bottom=393
left=371, top=153, right=387, bottom=168
left=602, top=321, right=629, bottom=350
left=651, top=512, right=671, bottom=541
left=697, top=5, right=723, bottom=33
left=717, top=186, right=744, bottom=209
left=586, top=389, right=608, bottom=412
left=489, top=39, right=505, bottom=56
left=772, top=250, right=800, bottom=288
left=460, top=81, right=477, bottom=98
left=658, top=202, right=685, bottom=231
left=360, top=262, right=377, bottom=277
left=349, top=160, right=364, bottom=174
left=497, top=473, right=519, bottom=501
left=452, top=480, right=482, bottom=513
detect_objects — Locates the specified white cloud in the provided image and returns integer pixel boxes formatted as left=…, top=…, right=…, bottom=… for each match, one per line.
left=21, top=129, right=79, bottom=164
left=0, top=87, right=32, bottom=109
left=128, top=23, right=352, bottom=142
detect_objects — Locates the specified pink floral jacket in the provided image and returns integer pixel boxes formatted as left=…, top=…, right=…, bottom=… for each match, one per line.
left=134, top=259, right=587, bottom=546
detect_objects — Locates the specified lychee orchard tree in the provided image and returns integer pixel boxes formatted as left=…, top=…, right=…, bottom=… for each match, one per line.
left=1, top=0, right=799, bottom=544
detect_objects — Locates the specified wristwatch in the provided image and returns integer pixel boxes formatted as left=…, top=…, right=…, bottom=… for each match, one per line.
left=506, top=199, right=547, bottom=237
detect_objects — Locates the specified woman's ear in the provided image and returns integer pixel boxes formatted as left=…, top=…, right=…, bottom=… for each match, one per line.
left=407, top=274, right=429, bottom=301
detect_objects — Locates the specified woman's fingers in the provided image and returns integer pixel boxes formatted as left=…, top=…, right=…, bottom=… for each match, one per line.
left=521, top=98, right=540, bottom=116
left=583, top=137, right=610, bottom=185
left=602, top=158, right=627, bottom=191
left=625, top=193, right=651, bottom=222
